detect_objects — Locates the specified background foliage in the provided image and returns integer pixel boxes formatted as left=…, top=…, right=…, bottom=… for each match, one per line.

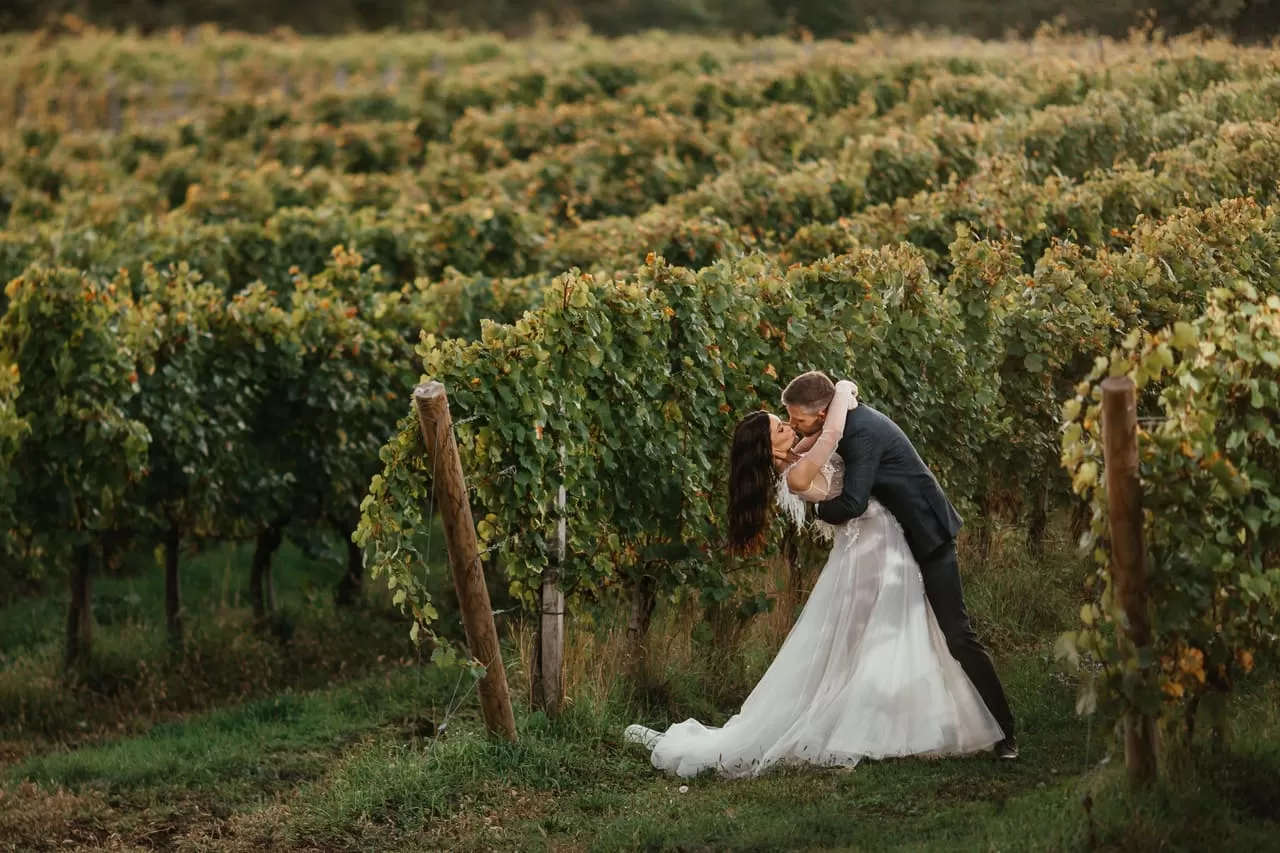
left=3, top=0, right=1277, bottom=42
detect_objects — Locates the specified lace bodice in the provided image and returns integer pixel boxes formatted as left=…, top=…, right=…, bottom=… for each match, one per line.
left=791, top=454, right=844, bottom=503
left=775, top=454, right=845, bottom=540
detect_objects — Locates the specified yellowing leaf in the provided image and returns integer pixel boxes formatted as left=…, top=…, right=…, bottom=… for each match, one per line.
left=1171, top=321, right=1197, bottom=349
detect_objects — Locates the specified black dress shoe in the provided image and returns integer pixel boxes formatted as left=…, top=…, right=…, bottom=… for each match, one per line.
left=995, top=737, right=1019, bottom=759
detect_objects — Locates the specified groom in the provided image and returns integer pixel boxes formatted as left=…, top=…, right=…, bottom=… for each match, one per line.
left=782, top=371, right=1018, bottom=760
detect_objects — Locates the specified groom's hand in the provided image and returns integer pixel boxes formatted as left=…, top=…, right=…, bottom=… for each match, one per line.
left=814, top=499, right=847, bottom=524
left=815, top=495, right=861, bottom=525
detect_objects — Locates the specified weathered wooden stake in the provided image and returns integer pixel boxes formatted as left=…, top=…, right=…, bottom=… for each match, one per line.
left=414, top=382, right=518, bottom=742
left=1100, top=376, right=1158, bottom=786
left=533, top=445, right=566, bottom=717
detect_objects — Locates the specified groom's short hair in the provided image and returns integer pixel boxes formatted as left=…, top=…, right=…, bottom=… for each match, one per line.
left=781, top=371, right=836, bottom=413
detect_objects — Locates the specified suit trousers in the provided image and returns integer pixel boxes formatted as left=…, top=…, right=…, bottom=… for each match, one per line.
left=917, top=539, right=1016, bottom=739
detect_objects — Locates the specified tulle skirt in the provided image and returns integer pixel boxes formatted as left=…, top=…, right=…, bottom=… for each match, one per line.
left=624, top=500, right=1003, bottom=778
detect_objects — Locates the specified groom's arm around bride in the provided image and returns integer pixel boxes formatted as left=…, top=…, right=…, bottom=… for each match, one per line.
left=781, top=371, right=1019, bottom=759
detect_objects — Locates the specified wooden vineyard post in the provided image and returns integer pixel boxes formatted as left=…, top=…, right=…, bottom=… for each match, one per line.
left=1100, top=376, right=1158, bottom=786
left=533, top=445, right=566, bottom=717
left=413, top=382, right=518, bottom=742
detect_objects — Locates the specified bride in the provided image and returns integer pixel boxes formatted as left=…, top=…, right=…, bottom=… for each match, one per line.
left=623, top=380, right=1003, bottom=778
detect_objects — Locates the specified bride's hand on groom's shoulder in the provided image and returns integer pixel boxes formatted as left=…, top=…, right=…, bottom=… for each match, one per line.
left=836, top=379, right=858, bottom=408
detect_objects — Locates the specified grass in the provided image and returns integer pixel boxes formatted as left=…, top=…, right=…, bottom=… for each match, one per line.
left=278, top=651, right=1092, bottom=852
left=1, top=518, right=1278, bottom=852
left=0, top=530, right=448, bottom=746
left=15, top=668, right=459, bottom=798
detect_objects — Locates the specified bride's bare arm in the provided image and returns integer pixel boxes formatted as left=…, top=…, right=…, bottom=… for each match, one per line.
left=786, top=380, right=856, bottom=494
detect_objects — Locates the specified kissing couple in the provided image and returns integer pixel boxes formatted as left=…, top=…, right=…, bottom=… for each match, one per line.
left=625, top=371, right=1017, bottom=778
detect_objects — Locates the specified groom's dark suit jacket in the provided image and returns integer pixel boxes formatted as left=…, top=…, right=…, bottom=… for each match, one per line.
left=814, top=403, right=962, bottom=562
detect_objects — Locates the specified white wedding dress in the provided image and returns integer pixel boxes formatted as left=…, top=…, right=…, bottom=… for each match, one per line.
left=624, top=385, right=1003, bottom=778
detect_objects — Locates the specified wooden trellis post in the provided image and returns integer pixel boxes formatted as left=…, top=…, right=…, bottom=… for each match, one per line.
left=532, top=444, right=566, bottom=717
left=413, top=382, right=518, bottom=742
left=1100, top=376, right=1158, bottom=785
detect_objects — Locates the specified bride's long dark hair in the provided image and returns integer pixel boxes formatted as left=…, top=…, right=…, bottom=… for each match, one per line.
left=728, top=411, right=775, bottom=555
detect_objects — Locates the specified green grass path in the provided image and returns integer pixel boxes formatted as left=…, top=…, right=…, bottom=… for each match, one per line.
left=5, top=647, right=1276, bottom=852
